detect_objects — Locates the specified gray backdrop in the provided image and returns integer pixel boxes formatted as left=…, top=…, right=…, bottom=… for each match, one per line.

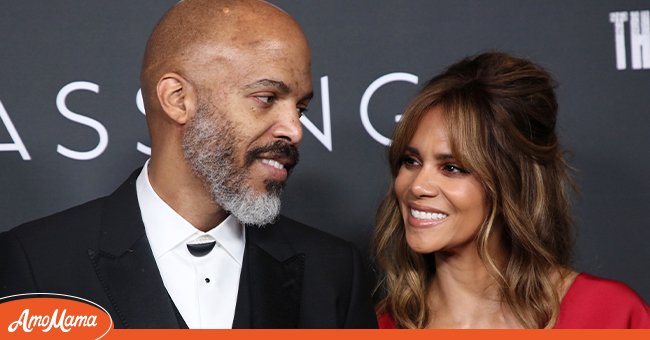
left=1, top=1, right=648, bottom=302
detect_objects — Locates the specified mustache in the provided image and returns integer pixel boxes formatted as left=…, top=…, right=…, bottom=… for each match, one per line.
left=245, top=140, right=300, bottom=171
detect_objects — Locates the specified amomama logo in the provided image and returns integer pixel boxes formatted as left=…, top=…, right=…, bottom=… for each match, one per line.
left=0, top=293, right=113, bottom=339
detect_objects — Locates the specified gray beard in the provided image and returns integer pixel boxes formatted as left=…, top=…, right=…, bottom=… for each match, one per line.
left=181, top=101, right=282, bottom=227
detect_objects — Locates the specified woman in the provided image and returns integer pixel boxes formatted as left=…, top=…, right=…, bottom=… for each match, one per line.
left=373, top=52, right=650, bottom=328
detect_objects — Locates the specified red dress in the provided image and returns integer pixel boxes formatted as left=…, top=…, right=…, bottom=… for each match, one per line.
left=378, top=273, right=650, bottom=329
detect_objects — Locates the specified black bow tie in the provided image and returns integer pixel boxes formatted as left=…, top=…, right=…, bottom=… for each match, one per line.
left=186, top=235, right=217, bottom=257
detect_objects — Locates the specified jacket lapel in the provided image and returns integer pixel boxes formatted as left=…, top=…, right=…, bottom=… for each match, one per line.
left=233, top=220, right=305, bottom=328
left=88, top=171, right=304, bottom=329
left=89, top=170, right=181, bottom=328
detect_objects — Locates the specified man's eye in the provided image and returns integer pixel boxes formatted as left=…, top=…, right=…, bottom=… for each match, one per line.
left=256, top=95, right=275, bottom=104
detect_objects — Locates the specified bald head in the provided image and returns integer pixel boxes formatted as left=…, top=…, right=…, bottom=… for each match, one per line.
left=138, top=0, right=313, bottom=228
left=140, top=0, right=310, bottom=119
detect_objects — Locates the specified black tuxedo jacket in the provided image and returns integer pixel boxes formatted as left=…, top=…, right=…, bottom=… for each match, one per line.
left=0, top=171, right=378, bottom=328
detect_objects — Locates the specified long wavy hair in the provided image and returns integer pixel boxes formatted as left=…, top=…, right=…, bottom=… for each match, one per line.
left=373, top=52, right=575, bottom=328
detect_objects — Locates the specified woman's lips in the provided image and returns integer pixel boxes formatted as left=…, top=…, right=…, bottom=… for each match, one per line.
left=406, top=207, right=449, bottom=228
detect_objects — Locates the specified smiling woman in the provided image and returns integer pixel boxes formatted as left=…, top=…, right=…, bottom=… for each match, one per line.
left=373, top=52, right=650, bottom=329
left=394, top=106, right=488, bottom=256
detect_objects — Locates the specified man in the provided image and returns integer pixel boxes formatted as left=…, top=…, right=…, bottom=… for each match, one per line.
left=0, top=0, right=377, bottom=329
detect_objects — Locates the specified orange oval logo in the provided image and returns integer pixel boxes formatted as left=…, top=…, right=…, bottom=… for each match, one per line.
left=0, top=293, right=113, bottom=339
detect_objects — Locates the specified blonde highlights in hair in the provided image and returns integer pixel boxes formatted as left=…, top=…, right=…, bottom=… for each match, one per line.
left=373, top=52, right=575, bottom=328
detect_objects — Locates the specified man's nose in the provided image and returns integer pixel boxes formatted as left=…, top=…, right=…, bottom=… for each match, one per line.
left=272, top=106, right=303, bottom=144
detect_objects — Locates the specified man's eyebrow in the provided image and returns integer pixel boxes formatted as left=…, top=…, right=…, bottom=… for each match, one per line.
left=243, top=79, right=290, bottom=93
left=301, top=91, right=314, bottom=102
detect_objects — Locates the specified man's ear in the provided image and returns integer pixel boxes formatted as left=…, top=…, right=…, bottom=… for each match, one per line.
left=156, top=72, right=196, bottom=125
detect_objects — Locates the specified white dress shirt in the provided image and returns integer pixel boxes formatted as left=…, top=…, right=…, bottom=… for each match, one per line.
left=136, top=160, right=245, bottom=329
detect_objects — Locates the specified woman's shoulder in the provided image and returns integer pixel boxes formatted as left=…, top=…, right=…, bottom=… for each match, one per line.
left=555, top=273, right=650, bottom=328
left=564, top=273, right=648, bottom=305
left=377, top=311, right=396, bottom=329
left=568, top=273, right=644, bottom=297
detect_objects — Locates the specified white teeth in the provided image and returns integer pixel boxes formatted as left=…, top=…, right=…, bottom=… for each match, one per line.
left=410, top=208, right=448, bottom=220
left=261, top=159, right=284, bottom=170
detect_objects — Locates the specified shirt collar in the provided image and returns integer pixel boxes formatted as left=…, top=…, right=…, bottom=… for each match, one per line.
left=136, top=160, right=246, bottom=264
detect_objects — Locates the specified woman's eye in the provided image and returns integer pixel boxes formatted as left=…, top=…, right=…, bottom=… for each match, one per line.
left=442, top=164, right=469, bottom=174
left=297, top=107, right=309, bottom=116
left=400, top=156, right=420, bottom=168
